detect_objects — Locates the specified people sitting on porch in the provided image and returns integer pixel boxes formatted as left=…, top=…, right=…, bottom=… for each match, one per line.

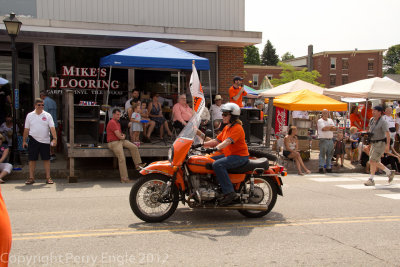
left=130, top=103, right=143, bottom=147
left=106, top=108, right=145, bottom=183
left=283, top=126, right=311, bottom=176
left=0, top=115, right=19, bottom=148
left=124, top=89, right=140, bottom=112
left=199, top=106, right=211, bottom=133
left=172, top=94, right=194, bottom=133
left=147, top=93, right=172, bottom=141
left=210, top=95, right=224, bottom=132
left=0, top=133, right=12, bottom=184
left=139, top=101, right=154, bottom=143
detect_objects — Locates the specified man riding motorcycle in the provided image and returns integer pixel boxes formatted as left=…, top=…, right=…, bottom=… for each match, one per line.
left=203, top=103, right=249, bottom=205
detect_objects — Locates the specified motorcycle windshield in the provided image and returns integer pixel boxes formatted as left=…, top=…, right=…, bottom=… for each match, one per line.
left=174, top=107, right=203, bottom=145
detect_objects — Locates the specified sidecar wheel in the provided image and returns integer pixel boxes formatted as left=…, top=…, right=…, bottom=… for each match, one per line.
left=238, top=177, right=277, bottom=218
left=129, top=174, right=179, bottom=223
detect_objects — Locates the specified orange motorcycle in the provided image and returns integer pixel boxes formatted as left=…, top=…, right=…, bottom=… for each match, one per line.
left=130, top=112, right=285, bottom=222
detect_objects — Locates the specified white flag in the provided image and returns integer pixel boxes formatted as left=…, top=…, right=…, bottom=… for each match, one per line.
left=189, top=63, right=205, bottom=113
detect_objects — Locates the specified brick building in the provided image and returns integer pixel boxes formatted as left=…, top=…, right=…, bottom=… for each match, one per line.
left=244, top=48, right=385, bottom=90
left=0, top=0, right=260, bottom=114
left=243, top=65, right=302, bottom=89
left=284, top=48, right=385, bottom=88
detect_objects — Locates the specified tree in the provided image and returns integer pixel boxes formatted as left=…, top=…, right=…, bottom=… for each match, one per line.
left=244, top=45, right=261, bottom=65
left=281, top=52, right=295, bottom=61
left=384, top=44, right=400, bottom=74
left=271, top=62, right=325, bottom=87
left=261, top=40, right=279, bottom=66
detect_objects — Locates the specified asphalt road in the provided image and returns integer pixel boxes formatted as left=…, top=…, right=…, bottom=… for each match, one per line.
left=2, top=173, right=400, bottom=266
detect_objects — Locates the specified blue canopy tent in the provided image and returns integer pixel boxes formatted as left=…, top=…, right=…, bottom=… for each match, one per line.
left=99, top=40, right=211, bottom=102
left=100, top=40, right=210, bottom=70
left=98, top=40, right=213, bottom=139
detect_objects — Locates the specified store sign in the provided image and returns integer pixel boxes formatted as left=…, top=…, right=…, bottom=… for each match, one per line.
left=49, top=66, right=120, bottom=94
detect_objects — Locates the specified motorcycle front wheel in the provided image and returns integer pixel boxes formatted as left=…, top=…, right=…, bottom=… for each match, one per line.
left=129, top=174, right=179, bottom=223
left=238, top=177, right=278, bottom=218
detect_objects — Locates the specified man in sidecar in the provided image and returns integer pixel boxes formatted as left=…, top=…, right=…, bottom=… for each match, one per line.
left=203, top=103, right=249, bottom=205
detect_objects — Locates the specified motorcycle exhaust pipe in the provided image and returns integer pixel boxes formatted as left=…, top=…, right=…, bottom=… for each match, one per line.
left=194, top=204, right=268, bottom=211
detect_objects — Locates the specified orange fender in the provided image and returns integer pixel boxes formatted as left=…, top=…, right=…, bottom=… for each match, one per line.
left=139, top=160, right=185, bottom=191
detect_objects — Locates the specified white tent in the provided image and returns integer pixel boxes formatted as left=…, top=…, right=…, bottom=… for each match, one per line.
left=259, top=79, right=324, bottom=98
left=324, top=77, right=400, bottom=99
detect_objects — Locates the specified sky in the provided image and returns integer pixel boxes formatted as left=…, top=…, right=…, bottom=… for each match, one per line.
left=245, top=0, right=400, bottom=59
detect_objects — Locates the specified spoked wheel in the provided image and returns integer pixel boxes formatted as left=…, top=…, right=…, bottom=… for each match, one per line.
left=129, top=174, right=179, bottom=223
left=238, top=177, right=278, bottom=218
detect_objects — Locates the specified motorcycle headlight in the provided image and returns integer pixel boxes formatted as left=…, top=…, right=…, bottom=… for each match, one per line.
left=168, top=147, right=174, bottom=162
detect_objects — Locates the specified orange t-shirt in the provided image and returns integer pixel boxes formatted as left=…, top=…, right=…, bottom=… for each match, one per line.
left=217, top=123, right=249, bottom=157
left=0, top=187, right=12, bottom=267
left=260, top=111, right=264, bottom=120
left=360, top=108, right=373, bottom=127
left=350, top=113, right=363, bottom=130
left=229, top=86, right=247, bottom=108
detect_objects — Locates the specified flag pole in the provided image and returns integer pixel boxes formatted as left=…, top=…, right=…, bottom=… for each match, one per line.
left=192, top=60, right=195, bottom=110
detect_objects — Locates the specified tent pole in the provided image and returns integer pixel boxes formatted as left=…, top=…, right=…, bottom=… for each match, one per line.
left=208, top=70, right=215, bottom=138
left=364, top=98, right=368, bottom=130
left=348, top=102, right=350, bottom=128
left=105, top=66, right=112, bottom=107
left=101, top=66, right=113, bottom=144
left=94, top=66, right=100, bottom=104
left=178, top=71, right=181, bottom=95
left=265, top=97, right=273, bottom=148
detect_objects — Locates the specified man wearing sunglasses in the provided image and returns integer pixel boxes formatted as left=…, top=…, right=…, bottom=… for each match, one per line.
left=22, top=98, right=57, bottom=185
left=203, top=103, right=249, bottom=205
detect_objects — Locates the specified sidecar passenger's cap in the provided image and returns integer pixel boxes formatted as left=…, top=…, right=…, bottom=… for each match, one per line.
left=373, top=106, right=384, bottom=112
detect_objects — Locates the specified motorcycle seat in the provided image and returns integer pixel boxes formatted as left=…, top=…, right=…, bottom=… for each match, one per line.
left=228, top=158, right=269, bottom=174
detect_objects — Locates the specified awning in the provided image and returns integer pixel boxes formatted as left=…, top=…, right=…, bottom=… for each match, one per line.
left=324, top=77, right=400, bottom=99
left=274, top=89, right=347, bottom=111
left=259, top=79, right=324, bottom=98
left=99, top=40, right=210, bottom=70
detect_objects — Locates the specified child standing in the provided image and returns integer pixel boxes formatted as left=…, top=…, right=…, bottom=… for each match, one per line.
left=140, top=102, right=151, bottom=142
left=349, top=126, right=359, bottom=164
left=130, top=103, right=143, bottom=147
left=334, top=131, right=345, bottom=167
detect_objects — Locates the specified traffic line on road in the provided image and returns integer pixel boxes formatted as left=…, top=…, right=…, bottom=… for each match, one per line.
left=309, top=178, right=357, bottom=182
left=336, top=184, right=400, bottom=190
left=12, top=215, right=400, bottom=241
left=376, top=194, right=400, bottom=200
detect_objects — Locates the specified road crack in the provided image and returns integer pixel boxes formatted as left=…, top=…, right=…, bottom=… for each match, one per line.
left=305, top=227, right=395, bottom=265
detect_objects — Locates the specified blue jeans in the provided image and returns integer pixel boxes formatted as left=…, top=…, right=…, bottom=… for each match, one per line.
left=319, top=139, right=334, bottom=169
left=212, top=155, right=249, bottom=194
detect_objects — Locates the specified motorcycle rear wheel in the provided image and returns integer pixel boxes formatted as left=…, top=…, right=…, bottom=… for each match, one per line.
left=238, top=177, right=278, bottom=218
left=130, top=174, right=179, bottom=223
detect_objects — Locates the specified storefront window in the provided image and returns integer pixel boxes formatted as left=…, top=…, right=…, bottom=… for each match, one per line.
left=0, top=42, right=33, bottom=123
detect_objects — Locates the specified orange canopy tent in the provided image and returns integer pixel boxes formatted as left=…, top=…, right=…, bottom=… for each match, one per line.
left=273, top=89, right=347, bottom=111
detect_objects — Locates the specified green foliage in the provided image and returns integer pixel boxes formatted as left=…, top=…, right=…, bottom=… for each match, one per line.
left=384, top=44, right=400, bottom=74
left=271, top=62, right=325, bottom=87
left=261, top=40, right=279, bottom=66
left=395, top=63, right=400, bottom=74
left=244, top=45, right=261, bottom=65
left=281, top=52, right=295, bottom=61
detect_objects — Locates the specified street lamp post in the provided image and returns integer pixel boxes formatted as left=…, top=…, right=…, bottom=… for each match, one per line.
left=3, top=12, right=22, bottom=165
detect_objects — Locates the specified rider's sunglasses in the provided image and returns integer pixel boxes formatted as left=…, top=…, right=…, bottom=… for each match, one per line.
left=36, top=104, right=44, bottom=106
left=222, top=113, right=230, bottom=117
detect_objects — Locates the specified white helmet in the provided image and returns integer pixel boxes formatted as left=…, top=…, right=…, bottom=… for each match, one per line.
left=221, top=103, right=241, bottom=116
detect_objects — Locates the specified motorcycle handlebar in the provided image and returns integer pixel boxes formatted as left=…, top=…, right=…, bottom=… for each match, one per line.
left=191, top=144, right=202, bottom=149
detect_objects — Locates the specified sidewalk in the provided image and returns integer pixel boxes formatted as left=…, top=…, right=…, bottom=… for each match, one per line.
left=281, top=150, right=365, bottom=175
left=4, top=149, right=365, bottom=183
